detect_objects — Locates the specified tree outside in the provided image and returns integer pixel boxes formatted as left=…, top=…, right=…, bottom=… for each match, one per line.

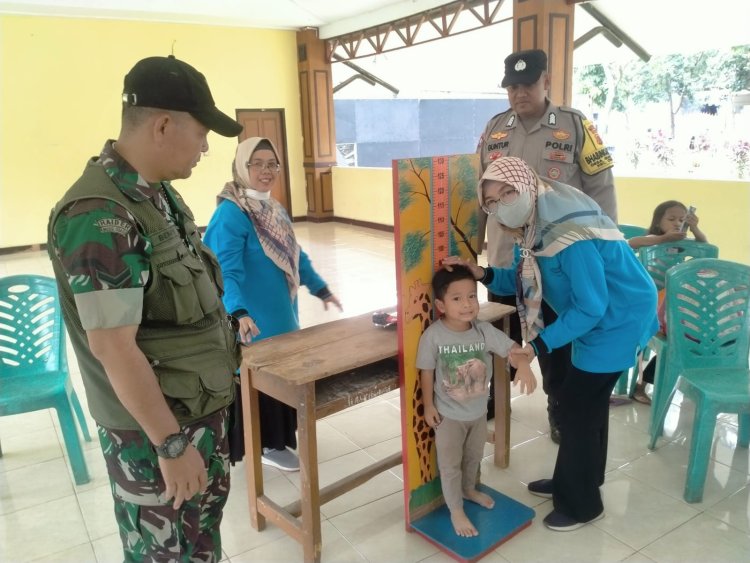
left=574, top=45, right=750, bottom=179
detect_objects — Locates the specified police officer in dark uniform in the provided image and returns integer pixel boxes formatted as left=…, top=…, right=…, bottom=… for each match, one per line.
left=477, top=49, right=617, bottom=443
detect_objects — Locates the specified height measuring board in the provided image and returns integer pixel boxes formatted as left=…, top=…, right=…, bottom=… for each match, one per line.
left=393, top=153, right=479, bottom=520
left=392, top=154, right=533, bottom=562
left=431, top=156, right=451, bottom=271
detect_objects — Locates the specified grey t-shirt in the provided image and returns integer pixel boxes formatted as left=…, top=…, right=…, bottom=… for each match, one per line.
left=416, top=319, right=514, bottom=421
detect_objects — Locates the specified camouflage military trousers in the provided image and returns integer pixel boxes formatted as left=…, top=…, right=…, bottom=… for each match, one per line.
left=98, top=409, right=230, bottom=563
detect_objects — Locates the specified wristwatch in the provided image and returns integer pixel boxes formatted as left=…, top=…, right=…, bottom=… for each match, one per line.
left=154, top=432, right=189, bottom=459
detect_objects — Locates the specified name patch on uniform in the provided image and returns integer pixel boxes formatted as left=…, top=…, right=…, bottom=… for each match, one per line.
left=487, top=141, right=509, bottom=151
left=95, top=218, right=132, bottom=236
left=580, top=119, right=614, bottom=174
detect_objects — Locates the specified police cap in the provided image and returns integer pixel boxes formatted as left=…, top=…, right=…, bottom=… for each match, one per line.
left=501, top=49, right=548, bottom=88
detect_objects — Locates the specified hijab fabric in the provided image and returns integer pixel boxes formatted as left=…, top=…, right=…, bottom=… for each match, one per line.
left=478, top=157, right=623, bottom=341
left=217, top=137, right=301, bottom=299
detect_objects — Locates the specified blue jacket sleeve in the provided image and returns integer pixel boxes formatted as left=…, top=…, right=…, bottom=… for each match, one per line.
left=484, top=245, right=520, bottom=296
left=484, top=266, right=517, bottom=296
left=203, top=201, right=250, bottom=317
left=537, top=241, right=608, bottom=351
left=299, top=248, right=328, bottom=297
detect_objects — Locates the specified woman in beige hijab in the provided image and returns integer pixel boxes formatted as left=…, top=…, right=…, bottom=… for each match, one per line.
left=204, top=137, right=341, bottom=471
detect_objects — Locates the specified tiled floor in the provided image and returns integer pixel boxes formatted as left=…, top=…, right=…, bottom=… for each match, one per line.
left=1, top=222, right=749, bottom=562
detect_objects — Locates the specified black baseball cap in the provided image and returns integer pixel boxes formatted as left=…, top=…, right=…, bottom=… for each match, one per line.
left=501, top=49, right=548, bottom=88
left=122, top=55, right=243, bottom=137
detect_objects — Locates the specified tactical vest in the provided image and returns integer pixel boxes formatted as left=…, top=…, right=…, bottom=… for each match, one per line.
left=48, top=159, right=239, bottom=429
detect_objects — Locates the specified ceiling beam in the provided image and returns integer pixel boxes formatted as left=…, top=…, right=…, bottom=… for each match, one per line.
left=327, top=0, right=510, bottom=62
left=579, top=2, right=651, bottom=62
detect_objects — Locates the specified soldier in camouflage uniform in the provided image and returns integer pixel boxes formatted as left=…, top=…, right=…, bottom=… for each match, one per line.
left=476, top=49, right=617, bottom=443
left=47, top=55, right=243, bottom=562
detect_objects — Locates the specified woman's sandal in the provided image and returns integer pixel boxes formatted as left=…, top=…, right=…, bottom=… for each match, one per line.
left=630, top=383, right=652, bottom=405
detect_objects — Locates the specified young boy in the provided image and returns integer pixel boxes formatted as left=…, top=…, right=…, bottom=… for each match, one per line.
left=416, top=265, right=537, bottom=537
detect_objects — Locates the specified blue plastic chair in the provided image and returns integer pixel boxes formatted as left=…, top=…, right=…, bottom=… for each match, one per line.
left=0, top=275, right=91, bottom=485
left=639, top=240, right=720, bottom=292
left=612, top=224, right=649, bottom=396
left=636, top=241, right=720, bottom=406
left=647, top=259, right=750, bottom=502
left=618, top=224, right=648, bottom=240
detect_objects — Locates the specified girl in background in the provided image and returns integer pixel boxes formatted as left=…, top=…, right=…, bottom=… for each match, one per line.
left=627, top=200, right=709, bottom=403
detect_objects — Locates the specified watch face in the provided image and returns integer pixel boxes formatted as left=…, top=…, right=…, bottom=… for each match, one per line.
left=160, top=433, right=189, bottom=458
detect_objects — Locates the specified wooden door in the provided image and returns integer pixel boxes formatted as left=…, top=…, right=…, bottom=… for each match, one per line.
left=236, top=109, right=291, bottom=214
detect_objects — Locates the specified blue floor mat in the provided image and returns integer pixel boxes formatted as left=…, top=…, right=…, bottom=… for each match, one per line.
left=410, top=484, right=535, bottom=562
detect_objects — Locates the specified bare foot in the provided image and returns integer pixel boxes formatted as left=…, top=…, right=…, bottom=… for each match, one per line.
left=464, top=488, right=495, bottom=509
left=450, top=509, right=479, bottom=537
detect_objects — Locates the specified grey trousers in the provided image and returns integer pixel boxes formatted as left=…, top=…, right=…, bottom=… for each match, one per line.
left=434, top=414, right=487, bottom=511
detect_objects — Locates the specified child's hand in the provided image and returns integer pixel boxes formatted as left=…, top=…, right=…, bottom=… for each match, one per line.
left=684, top=212, right=700, bottom=232
left=510, top=344, right=535, bottom=364
left=423, top=404, right=442, bottom=428
left=661, top=231, right=687, bottom=243
left=512, top=365, right=537, bottom=395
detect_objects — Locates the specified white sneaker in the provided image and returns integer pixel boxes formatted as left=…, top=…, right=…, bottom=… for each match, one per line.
left=261, top=447, right=299, bottom=472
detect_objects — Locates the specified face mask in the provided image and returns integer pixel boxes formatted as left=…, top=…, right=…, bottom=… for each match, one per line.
left=493, top=190, right=532, bottom=228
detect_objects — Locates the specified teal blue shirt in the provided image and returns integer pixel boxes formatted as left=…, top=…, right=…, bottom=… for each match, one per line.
left=486, top=239, right=658, bottom=373
left=204, top=199, right=327, bottom=341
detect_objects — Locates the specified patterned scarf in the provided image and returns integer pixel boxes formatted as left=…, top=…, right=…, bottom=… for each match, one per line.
left=216, top=137, right=300, bottom=299
left=478, top=157, right=622, bottom=341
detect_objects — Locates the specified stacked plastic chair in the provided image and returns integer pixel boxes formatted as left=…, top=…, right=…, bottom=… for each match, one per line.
left=611, top=224, right=650, bottom=396
left=617, top=224, right=648, bottom=240
left=639, top=240, right=720, bottom=292
left=0, top=275, right=91, bottom=485
left=647, top=259, right=750, bottom=502
left=639, top=241, right=719, bottom=421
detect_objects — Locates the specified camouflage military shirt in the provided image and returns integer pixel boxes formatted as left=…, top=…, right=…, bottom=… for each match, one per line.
left=51, top=140, right=176, bottom=329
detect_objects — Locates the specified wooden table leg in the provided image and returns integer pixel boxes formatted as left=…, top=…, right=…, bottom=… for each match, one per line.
left=297, top=383, right=322, bottom=563
left=241, top=362, right=265, bottom=531
left=493, top=316, right=511, bottom=468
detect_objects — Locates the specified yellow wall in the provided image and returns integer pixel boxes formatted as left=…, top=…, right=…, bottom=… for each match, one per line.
left=331, top=166, right=394, bottom=226
left=616, top=177, right=750, bottom=265
left=0, top=15, right=304, bottom=248
left=331, top=167, right=750, bottom=265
